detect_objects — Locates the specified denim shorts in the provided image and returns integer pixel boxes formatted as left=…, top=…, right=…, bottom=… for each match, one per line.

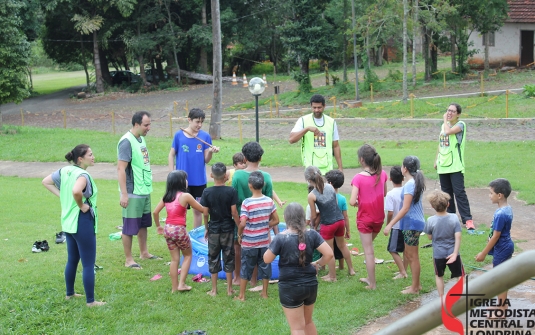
left=278, top=283, right=318, bottom=308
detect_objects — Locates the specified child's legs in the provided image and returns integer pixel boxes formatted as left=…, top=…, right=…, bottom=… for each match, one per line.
left=390, top=252, right=406, bottom=276
left=225, top=272, right=234, bottom=294
left=404, top=244, right=420, bottom=292
left=71, top=212, right=97, bottom=303
left=359, top=232, right=376, bottom=287
left=257, top=247, right=272, bottom=297
left=334, top=235, right=354, bottom=274
left=388, top=229, right=407, bottom=275
left=324, top=238, right=337, bottom=279
left=435, top=275, right=445, bottom=298
left=179, top=248, right=192, bottom=288
left=319, top=223, right=338, bottom=279
left=233, top=228, right=241, bottom=284
left=192, top=208, right=202, bottom=228
left=282, top=306, right=306, bottom=335
left=169, top=247, right=180, bottom=291
left=304, top=304, right=318, bottom=335
left=65, top=233, right=80, bottom=297
left=497, top=291, right=509, bottom=311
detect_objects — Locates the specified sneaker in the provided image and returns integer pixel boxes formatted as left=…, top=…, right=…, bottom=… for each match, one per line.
left=32, top=241, right=42, bottom=253
left=40, top=240, right=50, bottom=252
left=55, top=231, right=66, bottom=244
left=465, top=220, right=475, bottom=230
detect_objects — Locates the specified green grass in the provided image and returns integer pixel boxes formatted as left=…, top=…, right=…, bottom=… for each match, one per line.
left=1, top=126, right=535, bottom=203
left=32, top=70, right=87, bottom=95
left=0, top=176, right=491, bottom=334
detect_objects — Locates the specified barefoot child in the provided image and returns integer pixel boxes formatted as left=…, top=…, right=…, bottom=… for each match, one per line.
left=307, top=166, right=355, bottom=282
left=325, top=169, right=351, bottom=271
left=424, top=190, right=463, bottom=298
left=385, top=166, right=408, bottom=280
left=200, top=163, right=240, bottom=296
left=475, top=178, right=514, bottom=313
left=384, top=156, right=426, bottom=294
left=349, top=144, right=388, bottom=289
left=153, top=170, right=206, bottom=292
left=236, top=171, right=280, bottom=301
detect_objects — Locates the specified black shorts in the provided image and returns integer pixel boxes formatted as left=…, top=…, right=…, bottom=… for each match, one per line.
left=433, top=255, right=464, bottom=278
left=207, top=232, right=235, bottom=273
left=187, top=185, right=206, bottom=209
left=387, top=229, right=405, bottom=253
left=333, top=238, right=343, bottom=260
left=278, top=283, right=318, bottom=309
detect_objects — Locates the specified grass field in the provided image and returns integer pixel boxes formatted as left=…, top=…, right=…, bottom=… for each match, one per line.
left=1, top=126, right=534, bottom=204
left=0, top=177, right=491, bottom=335
left=32, top=70, right=87, bottom=95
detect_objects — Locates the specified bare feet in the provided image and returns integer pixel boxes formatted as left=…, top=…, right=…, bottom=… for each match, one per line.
left=401, top=287, right=420, bottom=294
left=140, top=254, right=162, bottom=260
left=364, top=286, right=376, bottom=290
left=404, top=285, right=422, bottom=291
left=348, top=269, right=356, bottom=276
left=174, top=285, right=192, bottom=292
left=248, top=285, right=263, bottom=292
left=260, top=293, right=268, bottom=299
left=207, top=289, right=217, bottom=297
left=359, top=278, right=371, bottom=285
left=234, top=296, right=245, bottom=301
left=231, top=280, right=241, bottom=286
left=321, top=277, right=337, bottom=282
left=227, top=289, right=236, bottom=296
left=321, top=274, right=331, bottom=280
left=65, top=293, right=83, bottom=300
left=393, top=273, right=408, bottom=280
left=87, top=301, right=106, bottom=307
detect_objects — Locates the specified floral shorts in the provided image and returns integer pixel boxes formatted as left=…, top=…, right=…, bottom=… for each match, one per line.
left=164, top=224, right=191, bottom=251
left=402, top=230, right=421, bottom=247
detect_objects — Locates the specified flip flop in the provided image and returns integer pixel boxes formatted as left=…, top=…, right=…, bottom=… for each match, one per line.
left=350, top=247, right=360, bottom=256
left=142, top=255, right=163, bottom=260
left=127, top=263, right=142, bottom=269
left=150, top=274, right=162, bottom=281
left=364, top=259, right=384, bottom=264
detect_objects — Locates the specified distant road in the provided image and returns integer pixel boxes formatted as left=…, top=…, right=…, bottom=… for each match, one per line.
left=1, top=85, right=85, bottom=116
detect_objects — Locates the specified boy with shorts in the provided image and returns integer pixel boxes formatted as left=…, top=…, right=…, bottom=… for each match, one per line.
left=325, top=170, right=350, bottom=270
left=424, top=190, right=464, bottom=298
left=235, top=171, right=279, bottom=301
left=200, top=163, right=240, bottom=296
left=475, top=178, right=514, bottom=313
left=385, top=166, right=407, bottom=279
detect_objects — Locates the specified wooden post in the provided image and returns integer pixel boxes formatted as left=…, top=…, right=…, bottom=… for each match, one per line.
left=370, top=83, right=374, bottom=102
left=270, top=99, right=273, bottom=118
left=20, top=109, right=24, bottom=126
left=111, top=111, right=116, bottom=135
left=169, top=113, right=173, bottom=138
left=62, top=110, right=66, bottom=128
left=238, top=114, right=243, bottom=144
left=275, top=95, right=279, bottom=117
left=443, top=71, right=446, bottom=89
left=186, top=100, right=189, bottom=116
left=506, top=90, right=509, bottom=118
left=174, top=101, right=178, bottom=118
left=480, top=72, right=484, bottom=97
left=409, top=94, right=414, bottom=118
left=333, top=96, right=337, bottom=118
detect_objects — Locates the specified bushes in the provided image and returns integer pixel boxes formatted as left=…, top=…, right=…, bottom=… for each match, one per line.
left=250, top=62, right=274, bottom=75
left=291, top=72, right=312, bottom=94
left=523, top=84, right=535, bottom=98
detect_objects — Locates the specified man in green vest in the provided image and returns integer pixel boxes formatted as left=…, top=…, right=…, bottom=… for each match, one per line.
left=117, top=111, right=159, bottom=269
left=289, top=94, right=343, bottom=174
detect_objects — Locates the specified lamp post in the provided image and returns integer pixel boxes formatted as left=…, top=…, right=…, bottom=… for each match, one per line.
left=248, top=77, right=265, bottom=142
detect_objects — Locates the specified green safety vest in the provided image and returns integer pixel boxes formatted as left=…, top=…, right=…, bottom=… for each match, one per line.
left=118, top=132, right=153, bottom=195
left=301, top=113, right=335, bottom=174
left=59, top=166, right=98, bottom=234
left=437, top=121, right=466, bottom=174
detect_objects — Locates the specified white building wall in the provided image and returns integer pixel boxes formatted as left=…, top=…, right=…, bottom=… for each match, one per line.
left=468, top=23, right=535, bottom=67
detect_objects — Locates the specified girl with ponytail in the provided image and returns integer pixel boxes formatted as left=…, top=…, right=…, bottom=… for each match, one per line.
left=304, top=166, right=355, bottom=281
left=264, top=203, right=333, bottom=334
left=384, top=155, right=426, bottom=294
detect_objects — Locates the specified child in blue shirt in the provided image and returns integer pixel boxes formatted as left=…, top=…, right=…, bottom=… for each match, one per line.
left=475, top=178, right=514, bottom=314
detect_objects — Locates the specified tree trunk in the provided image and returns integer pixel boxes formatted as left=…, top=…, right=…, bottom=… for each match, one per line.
left=81, top=38, right=90, bottom=88
left=137, top=21, right=148, bottom=85
left=366, top=33, right=371, bottom=69
left=484, top=33, right=489, bottom=72
left=412, top=0, right=418, bottom=87
left=402, top=0, right=408, bottom=102
left=99, top=48, right=112, bottom=84
left=210, top=0, right=222, bottom=139
left=342, top=0, right=348, bottom=82
left=28, top=68, right=33, bottom=90
left=375, top=46, right=383, bottom=66
left=431, top=42, right=438, bottom=73
left=450, top=32, right=456, bottom=73
left=93, top=31, right=104, bottom=93
left=164, top=1, right=180, bottom=83
left=300, top=58, right=309, bottom=74
left=423, top=27, right=431, bottom=81
left=199, top=0, right=208, bottom=73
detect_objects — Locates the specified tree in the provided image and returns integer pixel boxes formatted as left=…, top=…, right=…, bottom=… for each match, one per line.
left=209, top=0, right=222, bottom=139
left=0, top=0, right=31, bottom=127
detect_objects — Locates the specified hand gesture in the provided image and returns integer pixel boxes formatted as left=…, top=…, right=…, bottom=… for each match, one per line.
left=475, top=252, right=486, bottom=262
left=210, top=145, right=220, bottom=153
left=383, top=226, right=391, bottom=237
left=307, top=126, right=321, bottom=137
left=156, top=226, right=164, bottom=235
left=446, top=253, right=457, bottom=264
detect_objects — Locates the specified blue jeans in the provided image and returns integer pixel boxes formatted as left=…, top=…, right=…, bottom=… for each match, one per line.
left=439, top=172, right=472, bottom=224
left=65, top=211, right=96, bottom=303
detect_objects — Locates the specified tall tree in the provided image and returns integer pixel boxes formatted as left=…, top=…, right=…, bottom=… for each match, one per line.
left=402, top=0, right=408, bottom=102
left=0, top=0, right=31, bottom=127
left=210, top=0, right=222, bottom=139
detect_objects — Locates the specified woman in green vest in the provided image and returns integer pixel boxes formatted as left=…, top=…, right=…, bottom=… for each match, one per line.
left=42, top=144, right=105, bottom=307
left=434, top=103, right=474, bottom=230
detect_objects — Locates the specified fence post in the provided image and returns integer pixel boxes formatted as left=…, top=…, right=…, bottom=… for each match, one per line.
left=275, top=95, right=280, bottom=117
left=185, top=100, right=189, bottom=116
left=174, top=101, right=178, bottom=118
left=20, top=109, right=24, bottom=126
left=111, top=111, right=116, bottom=135
left=333, top=96, right=337, bottom=118
left=370, top=83, right=374, bottom=102
left=409, top=94, right=415, bottom=118
left=169, top=113, right=173, bottom=138
left=238, top=114, right=243, bottom=145
left=443, top=71, right=446, bottom=89
left=270, top=99, right=273, bottom=118
left=480, top=72, right=484, bottom=97
left=506, top=90, right=509, bottom=118
left=62, top=110, right=66, bottom=129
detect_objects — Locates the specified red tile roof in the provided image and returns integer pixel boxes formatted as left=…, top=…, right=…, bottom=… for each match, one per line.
left=507, top=0, right=535, bottom=23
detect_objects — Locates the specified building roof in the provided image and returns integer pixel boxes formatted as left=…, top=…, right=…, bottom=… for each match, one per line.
left=507, top=0, right=535, bottom=23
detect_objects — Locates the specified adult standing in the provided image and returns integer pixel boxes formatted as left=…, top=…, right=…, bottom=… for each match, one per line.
left=168, top=108, right=220, bottom=228
left=264, top=203, right=333, bottom=334
left=289, top=94, right=343, bottom=174
left=42, top=144, right=105, bottom=307
left=434, top=103, right=474, bottom=230
left=118, top=111, right=158, bottom=269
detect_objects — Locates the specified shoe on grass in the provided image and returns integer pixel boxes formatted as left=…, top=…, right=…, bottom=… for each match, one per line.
left=465, top=220, right=475, bottom=230
left=55, top=231, right=66, bottom=244
left=32, top=241, right=42, bottom=253
left=40, top=240, right=50, bottom=252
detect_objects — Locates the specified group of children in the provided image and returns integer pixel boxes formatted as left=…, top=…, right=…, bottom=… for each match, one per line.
left=153, top=138, right=515, bottom=309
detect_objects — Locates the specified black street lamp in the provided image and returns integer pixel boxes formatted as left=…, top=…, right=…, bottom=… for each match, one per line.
left=248, top=77, right=266, bottom=142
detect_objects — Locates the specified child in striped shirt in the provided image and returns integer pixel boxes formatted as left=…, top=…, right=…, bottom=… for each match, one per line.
left=236, top=171, right=279, bottom=301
